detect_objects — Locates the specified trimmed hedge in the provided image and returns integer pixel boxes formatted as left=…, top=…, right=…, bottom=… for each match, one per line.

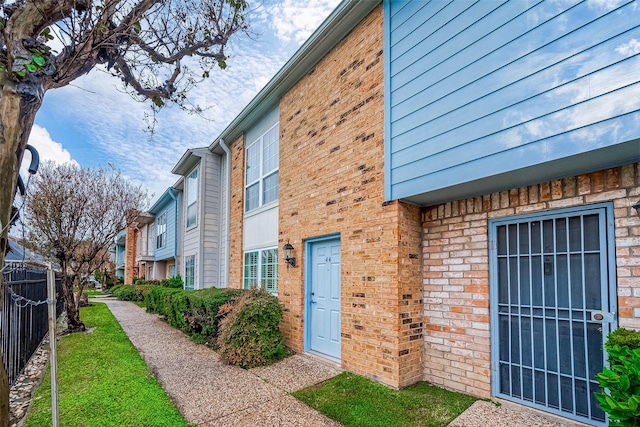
left=217, top=289, right=286, bottom=368
left=109, top=284, right=151, bottom=301
left=145, top=286, right=242, bottom=344
left=595, top=328, right=640, bottom=426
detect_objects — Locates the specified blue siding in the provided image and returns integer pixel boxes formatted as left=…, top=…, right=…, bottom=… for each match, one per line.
left=150, top=194, right=177, bottom=261
left=385, top=0, right=640, bottom=205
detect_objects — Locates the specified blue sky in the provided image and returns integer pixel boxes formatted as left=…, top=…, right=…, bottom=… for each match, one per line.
left=26, top=0, right=342, bottom=206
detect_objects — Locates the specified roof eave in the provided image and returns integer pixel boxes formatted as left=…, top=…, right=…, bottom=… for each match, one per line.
left=208, top=0, right=381, bottom=151
left=171, top=147, right=208, bottom=175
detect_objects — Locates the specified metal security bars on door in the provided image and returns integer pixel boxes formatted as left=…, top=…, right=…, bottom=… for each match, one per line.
left=2, top=265, right=64, bottom=386
left=489, top=205, right=616, bottom=426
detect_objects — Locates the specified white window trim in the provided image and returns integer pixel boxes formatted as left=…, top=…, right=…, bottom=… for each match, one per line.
left=156, top=212, right=167, bottom=249
left=243, top=246, right=278, bottom=294
left=243, top=199, right=278, bottom=219
left=186, top=167, right=199, bottom=230
left=245, top=123, right=279, bottom=213
left=184, top=253, right=197, bottom=290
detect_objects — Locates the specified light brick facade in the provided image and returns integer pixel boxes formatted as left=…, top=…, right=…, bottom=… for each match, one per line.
left=124, top=226, right=137, bottom=285
left=422, top=163, right=640, bottom=398
left=227, top=6, right=424, bottom=389
left=224, top=1, right=640, bottom=396
left=228, top=135, right=245, bottom=291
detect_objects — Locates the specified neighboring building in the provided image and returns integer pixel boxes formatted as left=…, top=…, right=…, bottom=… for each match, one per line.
left=148, top=187, right=181, bottom=280
left=172, top=148, right=228, bottom=290
left=112, top=229, right=126, bottom=280
left=4, top=236, right=48, bottom=268
left=127, top=0, right=640, bottom=425
left=134, top=212, right=155, bottom=280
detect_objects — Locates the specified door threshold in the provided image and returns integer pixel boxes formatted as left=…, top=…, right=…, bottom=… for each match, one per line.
left=306, top=351, right=342, bottom=369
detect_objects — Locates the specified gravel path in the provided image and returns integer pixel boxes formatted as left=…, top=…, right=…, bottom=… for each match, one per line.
left=97, top=298, right=341, bottom=427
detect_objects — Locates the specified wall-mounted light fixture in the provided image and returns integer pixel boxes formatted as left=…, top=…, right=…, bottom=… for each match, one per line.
left=633, top=199, right=640, bottom=218
left=283, top=241, right=296, bottom=268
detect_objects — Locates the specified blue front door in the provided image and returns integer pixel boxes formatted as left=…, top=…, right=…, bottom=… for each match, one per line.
left=309, top=238, right=341, bottom=360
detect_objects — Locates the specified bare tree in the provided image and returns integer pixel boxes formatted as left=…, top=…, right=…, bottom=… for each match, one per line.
left=24, top=162, right=146, bottom=333
left=0, top=1, right=248, bottom=421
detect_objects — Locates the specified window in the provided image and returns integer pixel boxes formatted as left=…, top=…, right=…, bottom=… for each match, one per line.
left=156, top=213, right=167, bottom=249
left=184, top=255, right=196, bottom=290
left=243, top=248, right=278, bottom=293
left=245, top=124, right=279, bottom=212
left=186, top=168, right=198, bottom=228
left=168, top=264, right=177, bottom=278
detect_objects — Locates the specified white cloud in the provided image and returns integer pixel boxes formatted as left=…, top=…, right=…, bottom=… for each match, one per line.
left=616, top=39, right=640, bottom=57
left=25, top=124, right=78, bottom=171
left=34, top=0, right=342, bottom=205
left=264, top=0, right=342, bottom=44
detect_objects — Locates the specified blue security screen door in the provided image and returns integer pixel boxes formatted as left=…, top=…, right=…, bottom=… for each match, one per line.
left=490, top=205, right=615, bottom=426
left=309, top=238, right=341, bottom=360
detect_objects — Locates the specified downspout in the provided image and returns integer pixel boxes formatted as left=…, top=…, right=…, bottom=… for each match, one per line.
left=219, top=138, right=231, bottom=288
left=168, top=188, right=179, bottom=276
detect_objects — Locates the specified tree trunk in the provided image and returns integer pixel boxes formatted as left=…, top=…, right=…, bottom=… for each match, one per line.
left=62, top=272, right=85, bottom=333
left=0, top=76, right=46, bottom=426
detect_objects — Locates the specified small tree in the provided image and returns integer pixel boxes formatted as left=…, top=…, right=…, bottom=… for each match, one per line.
left=24, top=162, right=146, bottom=332
left=0, top=2, right=250, bottom=420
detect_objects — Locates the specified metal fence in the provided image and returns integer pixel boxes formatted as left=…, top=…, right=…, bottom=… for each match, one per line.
left=1, top=265, right=64, bottom=386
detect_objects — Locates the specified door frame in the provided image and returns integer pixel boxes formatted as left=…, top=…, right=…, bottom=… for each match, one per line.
left=488, top=202, right=617, bottom=426
left=304, top=233, right=341, bottom=358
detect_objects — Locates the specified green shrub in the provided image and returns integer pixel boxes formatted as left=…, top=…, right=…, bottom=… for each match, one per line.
left=595, top=328, right=640, bottom=426
left=217, top=289, right=286, bottom=368
left=145, top=287, right=183, bottom=315
left=160, top=275, right=183, bottom=289
left=110, top=284, right=150, bottom=301
left=132, top=276, right=145, bottom=285
left=145, top=286, right=242, bottom=345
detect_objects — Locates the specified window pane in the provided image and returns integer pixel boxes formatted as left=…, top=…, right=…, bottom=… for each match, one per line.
left=187, top=169, right=198, bottom=205
left=246, top=142, right=260, bottom=184
left=245, top=124, right=279, bottom=211
left=262, top=125, right=279, bottom=174
left=185, top=256, right=195, bottom=290
left=244, top=252, right=258, bottom=289
left=187, top=202, right=197, bottom=227
left=245, top=183, right=259, bottom=212
left=262, top=172, right=278, bottom=205
left=156, top=213, right=167, bottom=248
left=261, top=249, right=278, bottom=293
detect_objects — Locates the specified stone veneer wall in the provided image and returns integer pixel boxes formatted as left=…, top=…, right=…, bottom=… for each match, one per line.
left=422, top=163, right=640, bottom=398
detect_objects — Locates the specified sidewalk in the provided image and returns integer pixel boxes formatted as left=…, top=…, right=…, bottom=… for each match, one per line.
left=98, top=298, right=584, bottom=427
left=96, top=298, right=342, bottom=427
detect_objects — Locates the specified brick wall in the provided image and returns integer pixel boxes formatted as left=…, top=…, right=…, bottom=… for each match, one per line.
left=422, top=162, right=640, bottom=398
left=277, top=5, right=423, bottom=388
left=124, top=225, right=137, bottom=285
left=228, top=135, right=245, bottom=289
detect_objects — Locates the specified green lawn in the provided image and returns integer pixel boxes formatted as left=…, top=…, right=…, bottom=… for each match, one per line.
left=293, top=372, right=477, bottom=427
left=25, top=303, right=188, bottom=427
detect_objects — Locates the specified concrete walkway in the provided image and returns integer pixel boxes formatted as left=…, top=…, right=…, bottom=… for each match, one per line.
left=96, top=298, right=341, bottom=427
left=98, top=298, right=588, bottom=427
